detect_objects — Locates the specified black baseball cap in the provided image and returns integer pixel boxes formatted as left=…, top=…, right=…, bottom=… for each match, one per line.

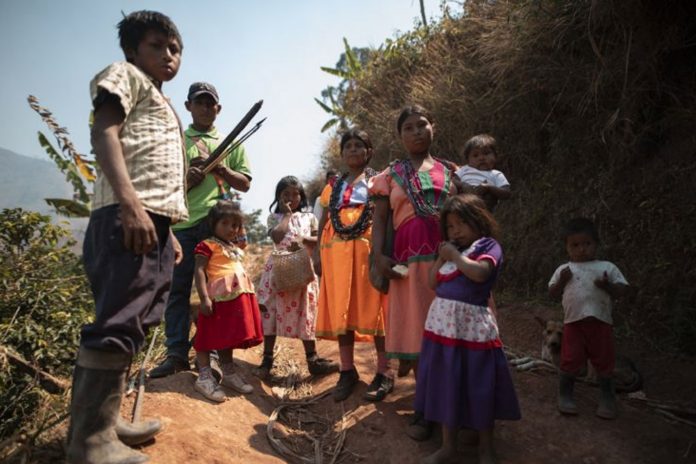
left=187, top=82, right=219, bottom=103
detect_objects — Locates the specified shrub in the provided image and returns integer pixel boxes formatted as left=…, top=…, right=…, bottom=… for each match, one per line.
left=0, top=208, right=92, bottom=440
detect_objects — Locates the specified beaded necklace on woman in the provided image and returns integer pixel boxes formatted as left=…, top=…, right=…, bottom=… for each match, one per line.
left=328, top=167, right=377, bottom=240
left=392, top=157, right=452, bottom=217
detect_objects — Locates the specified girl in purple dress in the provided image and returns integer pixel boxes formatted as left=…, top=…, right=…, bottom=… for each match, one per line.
left=414, top=194, right=520, bottom=464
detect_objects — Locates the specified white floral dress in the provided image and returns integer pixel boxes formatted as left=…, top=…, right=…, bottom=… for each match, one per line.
left=257, top=212, right=319, bottom=340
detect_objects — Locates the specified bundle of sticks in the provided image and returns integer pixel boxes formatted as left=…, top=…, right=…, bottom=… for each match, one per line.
left=189, top=100, right=266, bottom=186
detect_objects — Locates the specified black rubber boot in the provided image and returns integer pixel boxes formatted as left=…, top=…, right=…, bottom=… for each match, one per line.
left=115, top=417, right=161, bottom=446
left=558, top=372, right=578, bottom=415
left=66, top=347, right=149, bottom=464
left=596, top=377, right=617, bottom=419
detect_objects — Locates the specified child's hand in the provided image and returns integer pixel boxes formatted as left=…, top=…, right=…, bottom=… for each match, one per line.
left=200, top=296, right=213, bottom=317
left=559, top=266, right=573, bottom=284
left=279, top=201, right=293, bottom=214
left=120, top=201, right=158, bottom=255
left=438, top=242, right=460, bottom=261
left=474, top=182, right=490, bottom=195
left=594, top=271, right=612, bottom=293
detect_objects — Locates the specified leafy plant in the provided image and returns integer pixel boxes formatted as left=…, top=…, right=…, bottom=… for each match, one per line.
left=27, top=95, right=95, bottom=217
left=315, top=39, right=372, bottom=133
left=0, top=208, right=92, bottom=441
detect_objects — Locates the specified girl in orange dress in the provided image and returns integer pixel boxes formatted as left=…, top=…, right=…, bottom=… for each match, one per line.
left=314, top=129, right=390, bottom=402
left=193, top=200, right=263, bottom=402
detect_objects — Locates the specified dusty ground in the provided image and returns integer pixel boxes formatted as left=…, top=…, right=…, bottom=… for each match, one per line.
left=115, top=298, right=696, bottom=464
left=23, top=244, right=696, bottom=463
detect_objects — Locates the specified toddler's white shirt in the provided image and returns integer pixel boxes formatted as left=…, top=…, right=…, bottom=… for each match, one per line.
left=548, top=260, right=628, bottom=325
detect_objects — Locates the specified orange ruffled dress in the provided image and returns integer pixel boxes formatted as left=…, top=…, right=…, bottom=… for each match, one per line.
left=192, top=238, right=263, bottom=352
left=316, top=178, right=386, bottom=339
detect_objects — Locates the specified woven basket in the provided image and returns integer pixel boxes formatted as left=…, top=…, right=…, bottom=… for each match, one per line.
left=271, top=247, right=314, bottom=291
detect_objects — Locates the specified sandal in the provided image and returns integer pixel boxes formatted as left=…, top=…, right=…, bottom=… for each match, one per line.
left=363, top=373, right=394, bottom=402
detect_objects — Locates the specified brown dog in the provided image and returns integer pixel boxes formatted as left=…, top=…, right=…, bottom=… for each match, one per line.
left=534, top=316, right=643, bottom=393
left=535, top=316, right=563, bottom=367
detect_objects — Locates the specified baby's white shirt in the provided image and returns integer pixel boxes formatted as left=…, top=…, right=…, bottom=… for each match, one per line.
left=455, top=165, right=509, bottom=188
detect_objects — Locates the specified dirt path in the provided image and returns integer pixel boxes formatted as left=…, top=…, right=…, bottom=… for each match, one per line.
left=121, top=302, right=696, bottom=464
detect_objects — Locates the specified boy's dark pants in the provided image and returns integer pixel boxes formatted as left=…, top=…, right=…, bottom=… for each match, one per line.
left=80, top=204, right=175, bottom=355
left=67, top=205, right=174, bottom=462
left=162, top=220, right=210, bottom=362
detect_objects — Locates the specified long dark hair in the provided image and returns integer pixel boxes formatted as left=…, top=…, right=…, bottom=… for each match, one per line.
left=269, top=175, right=308, bottom=213
left=440, top=194, right=500, bottom=241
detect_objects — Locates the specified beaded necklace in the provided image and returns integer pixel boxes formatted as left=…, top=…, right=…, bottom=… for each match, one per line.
left=209, top=236, right=242, bottom=260
left=328, top=169, right=375, bottom=240
left=391, top=159, right=444, bottom=217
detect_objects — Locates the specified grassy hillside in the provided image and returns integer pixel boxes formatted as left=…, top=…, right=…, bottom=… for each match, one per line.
left=325, top=1, right=696, bottom=354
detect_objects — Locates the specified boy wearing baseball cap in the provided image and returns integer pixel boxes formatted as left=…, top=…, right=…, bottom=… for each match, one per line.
left=149, top=82, right=253, bottom=378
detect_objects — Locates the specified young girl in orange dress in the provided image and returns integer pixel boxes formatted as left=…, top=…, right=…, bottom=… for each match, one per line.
left=193, top=201, right=263, bottom=402
left=314, top=129, right=391, bottom=402
left=256, top=176, right=339, bottom=377
left=369, top=105, right=457, bottom=436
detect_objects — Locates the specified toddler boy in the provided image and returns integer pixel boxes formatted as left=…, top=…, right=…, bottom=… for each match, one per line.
left=548, top=218, right=630, bottom=420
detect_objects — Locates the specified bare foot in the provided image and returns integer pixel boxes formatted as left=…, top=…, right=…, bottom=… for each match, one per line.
left=421, top=447, right=457, bottom=464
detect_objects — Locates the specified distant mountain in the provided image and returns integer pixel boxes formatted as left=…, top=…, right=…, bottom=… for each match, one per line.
left=0, top=147, right=74, bottom=213
left=0, top=147, right=87, bottom=240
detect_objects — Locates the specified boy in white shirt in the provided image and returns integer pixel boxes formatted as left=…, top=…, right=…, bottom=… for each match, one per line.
left=455, top=134, right=510, bottom=211
left=548, top=218, right=630, bottom=420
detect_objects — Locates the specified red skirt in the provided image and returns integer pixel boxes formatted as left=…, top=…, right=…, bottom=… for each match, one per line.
left=194, top=293, right=264, bottom=352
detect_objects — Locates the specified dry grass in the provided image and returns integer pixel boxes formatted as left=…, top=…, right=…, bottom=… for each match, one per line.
left=319, top=0, right=696, bottom=354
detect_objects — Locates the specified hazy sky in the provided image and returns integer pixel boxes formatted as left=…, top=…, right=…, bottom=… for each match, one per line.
left=0, top=0, right=440, bottom=215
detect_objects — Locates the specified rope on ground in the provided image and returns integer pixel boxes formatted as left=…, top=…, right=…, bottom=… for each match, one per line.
left=266, top=390, right=341, bottom=464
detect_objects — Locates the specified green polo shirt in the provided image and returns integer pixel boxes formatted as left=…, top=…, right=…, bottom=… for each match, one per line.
left=173, top=125, right=252, bottom=231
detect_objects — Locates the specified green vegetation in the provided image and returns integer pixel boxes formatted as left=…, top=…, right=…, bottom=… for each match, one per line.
left=27, top=96, right=95, bottom=218
left=0, top=208, right=92, bottom=442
